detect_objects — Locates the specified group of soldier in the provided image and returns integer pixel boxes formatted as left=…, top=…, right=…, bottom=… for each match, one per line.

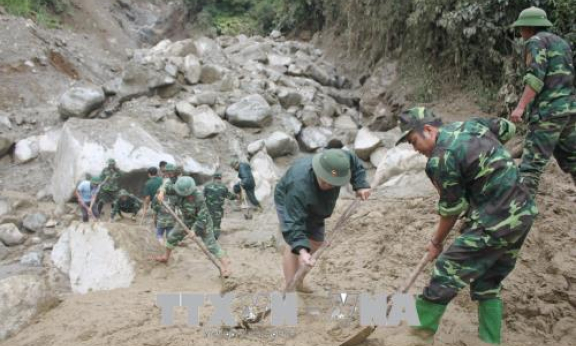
left=71, top=6, right=575, bottom=345
left=75, top=157, right=262, bottom=278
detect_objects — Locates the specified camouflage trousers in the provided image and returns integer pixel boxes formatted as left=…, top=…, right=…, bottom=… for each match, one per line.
left=97, top=189, right=119, bottom=213
left=422, top=219, right=533, bottom=305
left=166, top=219, right=225, bottom=259
left=207, top=207, right=224, bottom=240
left=519, top=114, right=576, bottom=196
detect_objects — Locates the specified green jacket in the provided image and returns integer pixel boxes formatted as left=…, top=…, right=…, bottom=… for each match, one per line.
left=426, top=118, right=537, bottom=238
left=203, top=181, right=236, bottom=212
left=274, top=151, right=370, bottom=253
left=99, top=167, right=122, bottom=192
left=143, top=176, right=163, bottom=200
left=523, top=31, right=576, bottom=121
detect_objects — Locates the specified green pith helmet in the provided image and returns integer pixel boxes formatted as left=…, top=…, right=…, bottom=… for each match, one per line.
left=164, top=163, right=176, bottom=172
left=119, top=189, right=129, bottom=197
left=312, top=149, right=351, bottom=186
left=107, top=158, right=116, bottom=165
left=213, top=171, right=222, bottom=179
left=511, top=7, right=553, bottom=28
left=90, top=176, right=102, bottom=184
left=395, top=107, right=439, bottom=146
left=174, top=176, right=196, bottom=196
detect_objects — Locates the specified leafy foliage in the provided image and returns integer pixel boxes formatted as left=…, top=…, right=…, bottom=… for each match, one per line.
left=0, top=0, right=69, bottom=27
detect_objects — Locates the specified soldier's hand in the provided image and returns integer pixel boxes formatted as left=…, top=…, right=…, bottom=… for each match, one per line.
left=426, top=241, right=443, bottom=261
left=298, top=249, right=315, bottom=267
left=157, top=191, right=165, bottom=202
left=356, top=188, right=371, bottom=200
left=510, top=107, right=524, bottom=123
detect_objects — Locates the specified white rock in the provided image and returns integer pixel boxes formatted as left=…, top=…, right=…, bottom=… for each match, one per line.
left=226, top=94, right=272, bottom=128
left=175, top=101, right=195, bottom=123
left=264, top=131, right=298, bottom=158
left=183, top=156, right=217, bottom=181
left=0, top=275, right=51, bottom=340
left=354, top=127, right=381, bottom=160
left=20, top=251, right=43, bottom=266
left=200, top=64, right=226, bottom=84
left=183, top=54, right=201, bottom=84
left=189, top=105, right=227, bottom=139
left=267, top=54, right=293, bottom=66
left=52, top=222, right=156, bottom=294
left=0, top=199, right=10, bottom=217
left=270, top=30, right=282, bottom=39
left=247, top=140, right=265, bottom=156
left=375, top=145, right=428, bottom=186
left=58, top=86, right=105, bottom=119
left=250, top=151, right=278, bottom=202
left=51, top=117, right=175, bottom=204
left=0, top=114, right=12, bottom=129
left=14, top=136, right=40, bottom=163
left=277, top=88, right=303, bottom=108
left=298, top=127, right=333, bottom=152
left=0, top=223, right=25, bottom=246
left=165, top=118, right=190, bottom=139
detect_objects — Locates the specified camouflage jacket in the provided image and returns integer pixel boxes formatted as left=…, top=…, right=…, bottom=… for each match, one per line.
left=100, top=167, right=122, bottom=192
left=203, top=182, right=236, bottom=211
left=155, top=181, right=212, bottom=233
left=523, top=31, right=576, bottom=121
left=426, top=118, right=538, bottom=237
left=111, top=195, right=142, bottom=218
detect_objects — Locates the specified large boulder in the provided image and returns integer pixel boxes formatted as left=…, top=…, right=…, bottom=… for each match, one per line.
left=354, top=128, right=381, bottom=161
left=200, top=64, right=227, bottom=84
left=0, top=242, right=8, bottom=260
left=226, top=94, right=272, bottom=128
left=0, top=223, right=25, bottom=246
left=58, top=86, right=106, bottom=119
left=117, top=62, right=175, bottom=102
left=51, top=117, right=175, bottom=204
left=38, top=128, right=62, bottom=154
left=175, top=101, right=195, bottom=123
left=14, top=136, right=40, bottom=163
left=22, top=213, right=47, bottom=233
left=298, top=126, right=333, bottom=152
left=0, top=275, right=53, bottom=341
left=267, top=53, right=293, bottom=66
left=51, top=222, right=159, bottom=294
left=375, top=145, right=427, bottom=186
left=264, top=131, right=298, bottom=158
left=305, top=63, right=336, bottom=87
left=277, top=88, right=303, bottom=109
left=188, top=105, right=227, bottom=139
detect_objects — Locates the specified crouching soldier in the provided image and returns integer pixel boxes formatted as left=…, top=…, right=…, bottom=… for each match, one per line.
left=394, top=107, right=538, bottom=344
left=154, top=176, right=231, bottom=277
left=110, top=189, right=142, bottom=222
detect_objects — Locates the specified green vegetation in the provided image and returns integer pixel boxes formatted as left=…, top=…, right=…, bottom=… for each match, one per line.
left=0, top=0, right=68, bottom=27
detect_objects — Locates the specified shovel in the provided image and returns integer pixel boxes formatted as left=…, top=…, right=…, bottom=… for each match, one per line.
left=339, top=253, right=430, bottom=346
left=158, top=199, right=223, bottom=275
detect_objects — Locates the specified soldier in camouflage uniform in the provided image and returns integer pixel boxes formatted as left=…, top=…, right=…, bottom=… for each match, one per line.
left=154, top=176, right=231, bottom=277
left=394, top=107, right=538, bottom=344
left=110, top=189, right=142, bottom=222
left=510, top=7, right=576, bottom=196
left=203, top=172, right=236, bottom=240
left=98, top=158, right=122, bottom=214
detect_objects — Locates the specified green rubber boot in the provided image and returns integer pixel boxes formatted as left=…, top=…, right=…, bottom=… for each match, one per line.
left=478, top=298, right=502, bottom=344
left=415, top=296, right=448, bottom=334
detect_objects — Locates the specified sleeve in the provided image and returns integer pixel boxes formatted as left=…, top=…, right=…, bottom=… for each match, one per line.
left=99, top=169, right=107, bottom=180
left=226, top=189, right=237, bottom=200
left=428, top=151, right=468, bottom=217
left=281, top=190, right=311, bottom=254
left=348, top=152, right=370, bottom=190
left=470, top=117, right=516, bottom=144
left=193, top=203, right=210, bottom=233
left=523, top=37, right=547, bottom=94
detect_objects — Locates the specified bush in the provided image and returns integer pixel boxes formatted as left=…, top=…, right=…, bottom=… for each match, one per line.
left=0, top=0, right=69, bottom=27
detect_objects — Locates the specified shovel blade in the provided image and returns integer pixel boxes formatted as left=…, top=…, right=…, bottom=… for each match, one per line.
left=339, top=326, right=377, bottom=346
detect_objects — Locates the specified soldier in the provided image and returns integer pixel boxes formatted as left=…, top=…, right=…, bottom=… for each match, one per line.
left=110, top=189, right=143, bottom=222
left=203, top=172, right=236, bottom=240
left=154, top=176, right=231, bottom=277
left=394, top=107, right=538, bottom=344
left=153, top=163, right=179, bottom=244
left=230, top=159, right=261, bottom=210
left=140, top=167, right=163, bottom=224
left=75, top=176, right=102, bottom=222
left=275, top=149, right=371, bottom=292
left=98, top=158, right=122, bottom=214
left=510, top=6, right=576, bottom=196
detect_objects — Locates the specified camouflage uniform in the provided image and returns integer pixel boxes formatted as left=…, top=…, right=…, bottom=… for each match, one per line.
left=203, top=181, right=236, bottom=239
left=111, top=192, right=142, bottom=219
left=98, top=166, right=122, bottom=205
left=163, top=182, right=225, bottom=259
left=153, top=189, right=178, bottom=241
left=519, top=31, right=576, bottom=195
left=423, top=118, right=538, bottom=304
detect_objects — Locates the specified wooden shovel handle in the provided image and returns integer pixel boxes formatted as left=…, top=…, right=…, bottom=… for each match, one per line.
left=400, top=253, right=430, bottom=293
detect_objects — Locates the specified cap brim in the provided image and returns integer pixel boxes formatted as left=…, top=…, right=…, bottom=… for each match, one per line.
left=395, top=130, right=411, bottom=146
left=312, top=154, right=350, bottom=187
left=511, top=18, right=553, bottom=27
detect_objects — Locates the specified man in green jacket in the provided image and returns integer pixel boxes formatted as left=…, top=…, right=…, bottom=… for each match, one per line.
left=510, top=6, right=576, bottom=196
left=394, top=107, right=537, bottom=344
left=275, top=149, right=371, bottom=292
left=140, top=167, right=163, bottom=224
left=110, top=189, right=142, bottom=222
